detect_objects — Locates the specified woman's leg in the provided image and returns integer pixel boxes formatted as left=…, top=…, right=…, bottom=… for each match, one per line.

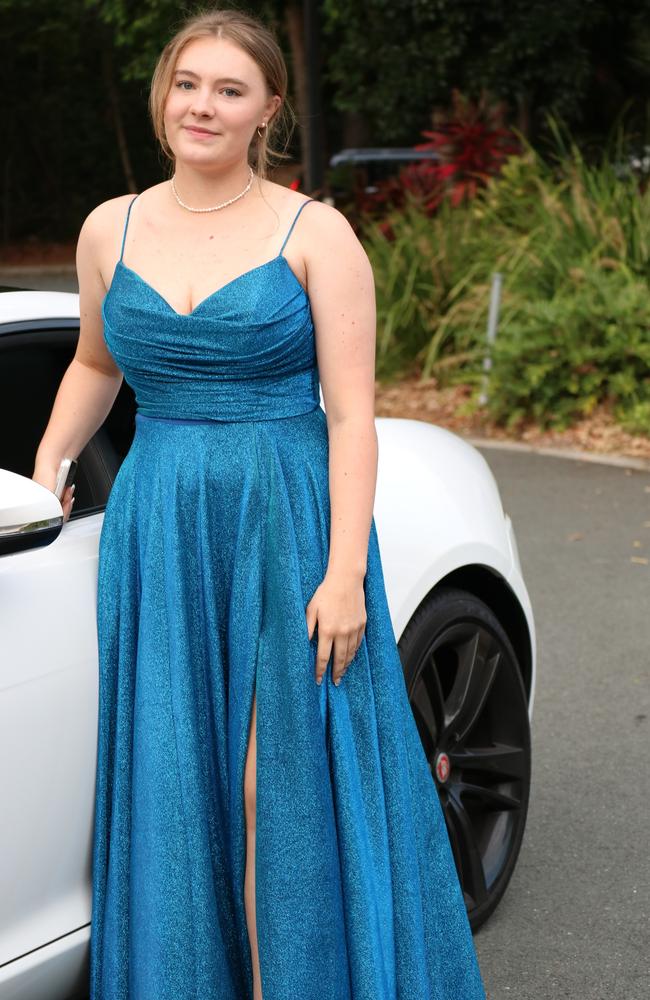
left=244, top=691, right=263, bottom=1000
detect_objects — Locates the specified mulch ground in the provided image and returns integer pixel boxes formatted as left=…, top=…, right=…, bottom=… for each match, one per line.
left=0, top=241, right=77, bottom=266
left=374, top=376, right=650, bottom=462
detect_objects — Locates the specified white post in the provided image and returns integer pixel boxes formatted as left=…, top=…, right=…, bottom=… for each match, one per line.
left=479, top=272, right=502, bottom=406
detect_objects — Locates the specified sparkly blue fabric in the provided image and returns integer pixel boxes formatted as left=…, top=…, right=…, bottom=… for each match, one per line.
left=90, top=195, right=487, bottom=999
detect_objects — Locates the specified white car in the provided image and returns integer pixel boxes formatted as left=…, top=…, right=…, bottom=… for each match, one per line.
left=0, top=288, right=536, bottom=1000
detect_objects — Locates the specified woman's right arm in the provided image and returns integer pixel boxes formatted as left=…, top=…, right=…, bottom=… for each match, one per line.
left=32, top=201, right=126, bottom=520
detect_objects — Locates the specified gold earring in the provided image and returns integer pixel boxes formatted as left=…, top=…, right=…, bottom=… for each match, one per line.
left=256, top=122, right=267, bottom=139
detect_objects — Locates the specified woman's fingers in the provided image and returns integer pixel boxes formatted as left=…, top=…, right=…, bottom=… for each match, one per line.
left=315, top=631, right=332, bottom=686
left=334, top=633, right=354, bottom=686
left=61, top=483, right=76, bottom=523
left=309, top=589, right=367, bottom=687
left=330, top=628, right=365, bottom=686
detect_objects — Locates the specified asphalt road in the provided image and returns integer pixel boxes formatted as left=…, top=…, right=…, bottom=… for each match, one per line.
left=471, top=445, right=650, bottom=1000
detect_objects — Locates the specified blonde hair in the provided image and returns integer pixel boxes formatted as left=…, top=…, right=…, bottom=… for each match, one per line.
left=148, top=6, right=295, bottom=179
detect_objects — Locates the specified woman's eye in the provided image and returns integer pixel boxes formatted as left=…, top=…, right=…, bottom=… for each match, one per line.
left=175, top=83, right=240, bottom=96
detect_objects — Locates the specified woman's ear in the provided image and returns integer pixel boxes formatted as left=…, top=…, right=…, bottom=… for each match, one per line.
left=267, top=94, right=282, bottom=122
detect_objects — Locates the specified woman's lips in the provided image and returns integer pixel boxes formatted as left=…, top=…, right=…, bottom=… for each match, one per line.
left=184, top=126, right=218, bottom=138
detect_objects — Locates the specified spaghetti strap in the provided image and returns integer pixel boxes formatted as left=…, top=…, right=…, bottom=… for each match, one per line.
left=119, top=195, right=139, bottom=263
left=279, top=198, right=314, bottom=257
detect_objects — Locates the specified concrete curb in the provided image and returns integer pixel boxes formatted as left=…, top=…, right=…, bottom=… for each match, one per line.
left=464, top=435, right=650, bottom=473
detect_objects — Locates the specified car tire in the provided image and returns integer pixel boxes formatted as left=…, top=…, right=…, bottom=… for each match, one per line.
left=398, top=585, right=532, bottom=931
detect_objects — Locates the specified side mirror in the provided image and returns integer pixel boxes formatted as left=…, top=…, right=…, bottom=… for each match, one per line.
left=0, top=469, right=64, bottom=557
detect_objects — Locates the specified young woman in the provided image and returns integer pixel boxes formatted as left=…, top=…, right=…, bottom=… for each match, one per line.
left=33, top=8, right=487, bottom=1000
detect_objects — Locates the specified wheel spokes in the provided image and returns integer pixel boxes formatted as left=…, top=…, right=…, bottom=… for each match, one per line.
left=448, top=744, right=527, bottom=781
left=443, top=790, right=489, bottom=906
left=454, top=781, right=521, bottom=811
left=410, top=655, right=445, bottom=758
left=444, top=631, right=500, bottom=743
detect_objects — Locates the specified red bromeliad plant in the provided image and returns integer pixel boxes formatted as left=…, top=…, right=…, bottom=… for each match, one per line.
left=414, top=89, right=521, bottom=208
left=365, top=89, right=521, bottom=224
left=397, top=159, right=445, bottom=210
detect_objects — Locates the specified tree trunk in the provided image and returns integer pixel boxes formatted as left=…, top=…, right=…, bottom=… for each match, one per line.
left=102, top=42, right=137, bottom=193
left=285, top=2, right=308, bottom=184
left=342, top=111, right=370, bottom=148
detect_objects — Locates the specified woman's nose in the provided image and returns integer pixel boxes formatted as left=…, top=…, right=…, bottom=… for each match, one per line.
left=189, top=89, right=215, bottom=115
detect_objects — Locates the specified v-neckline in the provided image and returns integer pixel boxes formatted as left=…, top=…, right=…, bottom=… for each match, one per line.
left=111, top=254, right=307, bottom=318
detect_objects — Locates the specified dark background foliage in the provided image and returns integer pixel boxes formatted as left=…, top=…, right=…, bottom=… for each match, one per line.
left=1, top=0, right=649, bottom=241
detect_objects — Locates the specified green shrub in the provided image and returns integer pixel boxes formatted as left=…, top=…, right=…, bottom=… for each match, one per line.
left=488, top=263, right=650, bottom=429
left=362, top=119, right=650, bottom=433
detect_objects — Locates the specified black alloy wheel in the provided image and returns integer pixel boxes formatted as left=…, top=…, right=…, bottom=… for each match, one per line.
left=398, top=586, right=532, bottom=931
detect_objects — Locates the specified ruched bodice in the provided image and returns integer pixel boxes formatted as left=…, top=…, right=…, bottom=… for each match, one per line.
left=101, top=197, right=320, bottom=422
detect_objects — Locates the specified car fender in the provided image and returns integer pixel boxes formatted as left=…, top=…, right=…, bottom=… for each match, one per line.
left=374, top=418, right=515, bottom=629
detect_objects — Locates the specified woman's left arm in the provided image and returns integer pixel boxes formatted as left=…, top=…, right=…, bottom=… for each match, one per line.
left=302, top=203, right=378, bottom=688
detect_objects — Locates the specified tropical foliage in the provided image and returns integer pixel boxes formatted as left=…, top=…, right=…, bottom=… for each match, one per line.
left=362, top=119, right=650, bottom=433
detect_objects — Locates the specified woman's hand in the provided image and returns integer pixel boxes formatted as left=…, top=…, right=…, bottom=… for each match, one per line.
left=60, top=483, right=76, bottom=522
left=32, top=464, right=76, bottom=522
left=306, top=569, right=367, bottom=686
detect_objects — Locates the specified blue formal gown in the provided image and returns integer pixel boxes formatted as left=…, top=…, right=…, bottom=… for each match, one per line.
left=89, top=194, right=487, bottom=1000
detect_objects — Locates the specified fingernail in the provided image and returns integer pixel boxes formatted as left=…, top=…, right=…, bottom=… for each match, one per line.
left=71, top=484, right=76, bottom=494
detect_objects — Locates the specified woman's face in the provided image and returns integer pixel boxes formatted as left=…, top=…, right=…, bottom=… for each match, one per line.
left=164, top=36, right=280, bottom=168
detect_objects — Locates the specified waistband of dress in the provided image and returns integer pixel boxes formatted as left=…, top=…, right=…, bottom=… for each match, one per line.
left=131, top=368, right=321, bottom=424
left=134, top=405, right=321, bottom=426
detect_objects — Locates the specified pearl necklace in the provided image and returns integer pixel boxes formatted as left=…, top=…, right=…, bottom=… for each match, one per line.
left=170, top=166, right=254, bottom=213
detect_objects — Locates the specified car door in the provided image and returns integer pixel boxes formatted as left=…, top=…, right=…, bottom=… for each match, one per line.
left=0, top=313, right=134, bottom=970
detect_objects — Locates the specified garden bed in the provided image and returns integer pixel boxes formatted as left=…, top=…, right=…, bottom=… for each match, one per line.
left=375, top=375, right=650, bottom=462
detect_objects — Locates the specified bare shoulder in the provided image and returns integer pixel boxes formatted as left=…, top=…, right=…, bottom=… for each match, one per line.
left=301, top=197, right=355, bottom=235
left=75, top=190, right=151, bottom=314
left=79, top=184, right=165, bottom=248
left=299, top=199, right=373, bottom=284
left=77, top=185, right=165, bottom=288
left=79, top=192, right=135, bottom=245
left=303, top=197, right=367, bottom=251
left=260, top=179, right=356, bottom=239
left=76, top=193, right=134, bottom=278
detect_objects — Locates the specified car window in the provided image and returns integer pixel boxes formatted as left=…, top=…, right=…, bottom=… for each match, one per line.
left=0, top=322, right=135, bottom=515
